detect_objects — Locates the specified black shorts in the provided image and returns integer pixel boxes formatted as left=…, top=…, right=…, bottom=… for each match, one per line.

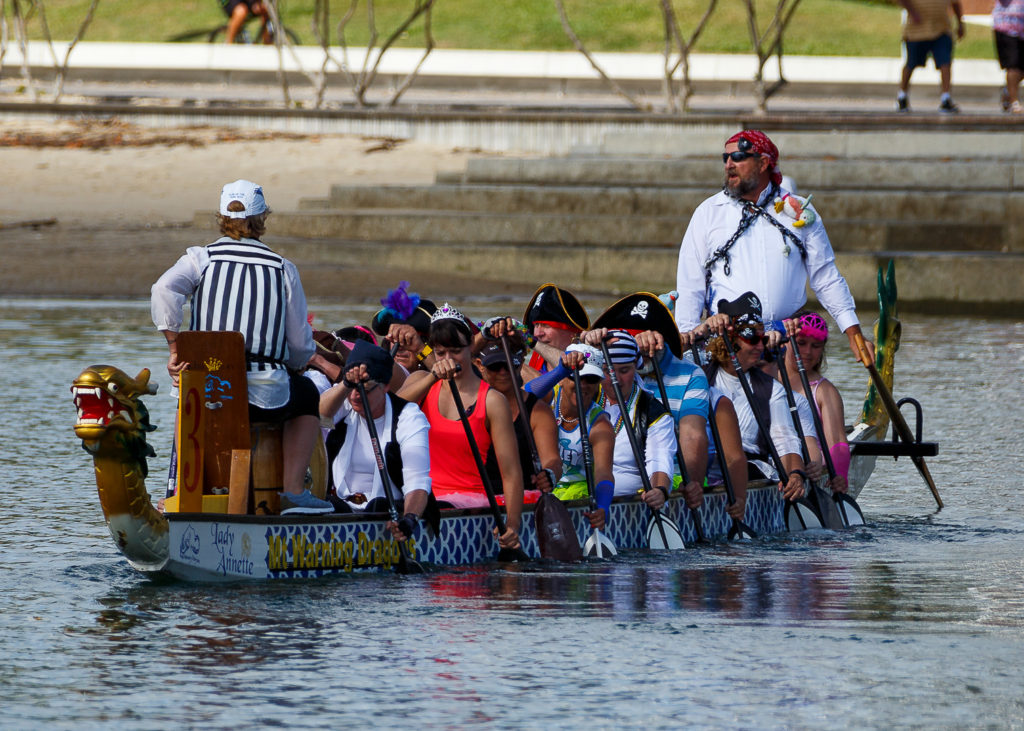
left=222, top=0, right=262, bottom=16
left=904, top=33, right=953, bottom=70
left=995, top=30, right=1024, bottom=71
left=248, top=371, right=319, bottom=423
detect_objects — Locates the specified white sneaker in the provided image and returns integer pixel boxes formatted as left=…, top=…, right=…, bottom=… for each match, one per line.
left=1012, top=101, right=1024, bottom=114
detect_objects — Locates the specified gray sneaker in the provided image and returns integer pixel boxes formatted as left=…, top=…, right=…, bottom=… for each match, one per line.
left=938, top=97, right=960, bottom=114
left=280, top=489, right=334, bottom=515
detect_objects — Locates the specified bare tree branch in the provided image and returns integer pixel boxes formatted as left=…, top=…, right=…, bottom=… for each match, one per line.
left=53, top=0, right=100, bottom=102
left=661, top=0, right=717, bottom=112
left=554, top=0, right=651, bottom=112
left=743, top=0, right=803, bottom=113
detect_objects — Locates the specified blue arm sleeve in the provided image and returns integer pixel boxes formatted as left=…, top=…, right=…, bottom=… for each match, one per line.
left=524, top=362, right=571, bottom=398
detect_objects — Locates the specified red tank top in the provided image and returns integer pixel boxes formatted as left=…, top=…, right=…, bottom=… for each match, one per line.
left=422, top=378, right=492, bottom=494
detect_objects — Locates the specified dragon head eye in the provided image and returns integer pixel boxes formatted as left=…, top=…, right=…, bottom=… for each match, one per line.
left=107, top=383, right=119, bottom=394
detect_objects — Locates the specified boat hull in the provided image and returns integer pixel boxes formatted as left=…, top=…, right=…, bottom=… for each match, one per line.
left=162, top=481, right=785, bottom=581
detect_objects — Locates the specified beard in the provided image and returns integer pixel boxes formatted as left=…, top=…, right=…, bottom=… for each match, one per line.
left=723, top=170, right=762, bottom=199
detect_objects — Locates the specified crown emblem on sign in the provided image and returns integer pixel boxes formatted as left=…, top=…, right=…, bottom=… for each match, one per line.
left=204, top=357, right=223, bottom=372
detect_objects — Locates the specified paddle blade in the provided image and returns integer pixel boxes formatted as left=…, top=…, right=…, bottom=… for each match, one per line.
left=727, top=518, right=758, bottom=541
left=584, top=529, right=617, bottom=558
left=834, top=493, right=866, bottom=527
left=534, top=492, right=583, bottom=561
left=497, top=546, right=532, bottom=563
left=785, top=498, right=824, bottom=531
left=646, top=512, right=686, bottom=550
left=396, top=554, right=425, bottom=575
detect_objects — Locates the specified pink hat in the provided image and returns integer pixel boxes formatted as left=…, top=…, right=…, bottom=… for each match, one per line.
left=220, top=179, right=268, bottom=218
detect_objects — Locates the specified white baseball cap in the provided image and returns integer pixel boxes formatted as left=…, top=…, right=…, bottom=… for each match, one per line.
left=566, top=343, right=605, bottom=379
left=219, top=179, right=268, bottom=218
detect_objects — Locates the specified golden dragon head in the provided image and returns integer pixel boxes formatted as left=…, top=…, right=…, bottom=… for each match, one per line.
left=72, top=365, right=158, bottom=471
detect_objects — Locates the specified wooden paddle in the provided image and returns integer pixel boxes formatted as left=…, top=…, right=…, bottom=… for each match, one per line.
left=599, top=337, right=686, bottom=550
left=649, top=355, right=706, bottom=542
left=719, top=333, right=824, bottom=530
left=499, top=333, right=582, bottom=561
left=854, top=331, right=943, bottom=509
left=571, top=366, right=617, bottom=558
left=789, top=341, right=865, bottom=526
left=355, top=381, right=424, bottom=574
left=773, top=344, right=845, bottom=530
left=446, top=378, right=531, bottom=562
left=689, top=342, right=757, bottom=540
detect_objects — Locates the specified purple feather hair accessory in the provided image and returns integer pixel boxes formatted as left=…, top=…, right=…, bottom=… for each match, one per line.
left=380, top=280, right=420, bottom=321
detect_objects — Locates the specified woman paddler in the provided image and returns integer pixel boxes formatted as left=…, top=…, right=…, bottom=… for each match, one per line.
left=547, top=344, right=615, bottom=530
left=397, top=303, right=525, bottom=551
left=473, top=328, right=562, bottom=496
left=693, top=292, right=806, bottom=502
left=781, top=310, right=850, bottom=493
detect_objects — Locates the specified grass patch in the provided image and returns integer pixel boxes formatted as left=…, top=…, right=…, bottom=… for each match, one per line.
left=3, top=0, right=996, bottom=59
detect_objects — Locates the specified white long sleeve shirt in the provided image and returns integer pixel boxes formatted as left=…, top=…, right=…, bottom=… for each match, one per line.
left=675, top=188, right=859, bottom=335
left=328, top=396, right=432, bottom=509
left=606, top=387, right=677, bottom=496
left=151, top=238, right=315, bottom=409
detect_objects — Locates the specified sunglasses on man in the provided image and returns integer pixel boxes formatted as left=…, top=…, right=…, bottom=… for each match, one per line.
left=721, top=136, right=760, bottom=164
left=737, top=332, right=768, bottom=346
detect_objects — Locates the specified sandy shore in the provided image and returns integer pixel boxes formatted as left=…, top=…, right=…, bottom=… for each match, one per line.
left=0, top=119, right=524, bottom=299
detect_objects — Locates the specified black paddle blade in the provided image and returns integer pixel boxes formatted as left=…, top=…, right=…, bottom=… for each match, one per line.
left=497, top=546, right=532, bottom=563
left=396, top=554, right=425, bottom=575
left=727, top=518, right=758, bottom=541
left=834, top=492, right=866, bottom=527
left=534, top=492, right=583, bottom=561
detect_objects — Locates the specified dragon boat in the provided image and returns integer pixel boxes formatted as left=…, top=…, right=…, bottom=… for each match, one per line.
left=71, top=263, right=930, bottom=582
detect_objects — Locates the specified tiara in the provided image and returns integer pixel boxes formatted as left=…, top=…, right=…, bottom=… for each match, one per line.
left=430, top=302, right=466, bottom=325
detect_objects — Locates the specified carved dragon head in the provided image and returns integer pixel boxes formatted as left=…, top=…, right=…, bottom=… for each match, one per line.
left=72, top=365, right=159, bottom=473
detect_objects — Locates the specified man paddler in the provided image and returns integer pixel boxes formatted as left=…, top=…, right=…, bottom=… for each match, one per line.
left=523, top=283, right=590, bottom=373
left=674, top=130, right=872, bottom=361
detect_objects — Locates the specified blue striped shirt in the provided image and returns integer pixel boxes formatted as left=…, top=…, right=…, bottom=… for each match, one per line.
left=641, top=348, right=710, bottom=424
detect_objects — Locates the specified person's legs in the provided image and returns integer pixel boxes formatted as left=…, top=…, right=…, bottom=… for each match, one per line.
left=282, top=414, right=319, bottom=494
left=226, top=3, right=250, bottom=43
left=1009, top=69, right=1023, bottom=107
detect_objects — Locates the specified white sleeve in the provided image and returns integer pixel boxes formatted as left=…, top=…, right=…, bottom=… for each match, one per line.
left=768, top=382, right=802, bottom=457
left=802, top=217, right=859, bottom=333
left=282, top=259, right=315, bottom=370
left=151, top=246, right=206, bottom=332
left=645, top=413, right=677, bottom=479
left=675, top=203, right=713, bottom=333
left=396, top=404, right=432, bottom=497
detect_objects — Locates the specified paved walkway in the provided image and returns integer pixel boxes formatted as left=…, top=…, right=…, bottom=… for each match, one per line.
left=0, top=40, right=1016, bottom=115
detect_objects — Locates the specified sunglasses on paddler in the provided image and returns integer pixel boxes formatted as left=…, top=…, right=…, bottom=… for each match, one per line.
left=722, top=136, right=760, bottom=164
left=737, top=332, right=767, bottom=346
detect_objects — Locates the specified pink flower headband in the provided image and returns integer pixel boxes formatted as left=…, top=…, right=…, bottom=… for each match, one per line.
left=797, top=312, right=828, bottom=342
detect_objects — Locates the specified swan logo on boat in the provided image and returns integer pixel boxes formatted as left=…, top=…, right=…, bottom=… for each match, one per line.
left=179, top=525, right=200, bottom=559
left=630, top=301, right=649, bottom=319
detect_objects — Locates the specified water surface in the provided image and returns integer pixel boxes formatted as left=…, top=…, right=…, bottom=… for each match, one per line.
left=2, top=299, right=1022, bottom=728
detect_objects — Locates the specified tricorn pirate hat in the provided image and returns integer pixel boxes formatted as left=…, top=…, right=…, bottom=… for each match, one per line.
left=523, top=283, right=590, bottom=332
left=592, top=292, right=683, bottom=359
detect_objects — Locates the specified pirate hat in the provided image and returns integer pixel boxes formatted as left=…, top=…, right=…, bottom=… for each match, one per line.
left=371, top=298, right=437, bottom=338
left=592, top=292, right=683, bottom=359
left=523, top=283, right=589, bottom=332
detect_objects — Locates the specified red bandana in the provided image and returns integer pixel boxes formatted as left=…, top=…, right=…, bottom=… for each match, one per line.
left=727, top=129, right=782, bottom=187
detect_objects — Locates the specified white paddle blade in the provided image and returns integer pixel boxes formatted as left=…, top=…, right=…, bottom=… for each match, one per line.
left=584, top=530, right=617, bottom=557
left=646, top=514, right=686, bottom=550
left=836, top=495, right=866, bottom=526
left=785, top=499, right=824, bottom=531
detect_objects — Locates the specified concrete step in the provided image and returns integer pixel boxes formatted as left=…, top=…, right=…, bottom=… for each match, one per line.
left=588, top=130, right=1024, bottom=160
left=459, top=156, right=1024, bottom=191
left=300, top=183, right=1024, bottom=231
left=270, top=235, right=1024, bottom=315
left=266, top=207, right=1009, bottom=253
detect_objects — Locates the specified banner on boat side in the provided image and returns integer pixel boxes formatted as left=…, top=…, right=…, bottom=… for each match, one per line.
left=167, top=520, right=418, bottom=579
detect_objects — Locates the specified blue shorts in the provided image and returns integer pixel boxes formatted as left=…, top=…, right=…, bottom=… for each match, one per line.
left=904, top=34, right=953, bottom=70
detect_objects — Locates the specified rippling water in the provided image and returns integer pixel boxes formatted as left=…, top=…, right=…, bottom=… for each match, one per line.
left=2, top=298, right=1023, bottom=728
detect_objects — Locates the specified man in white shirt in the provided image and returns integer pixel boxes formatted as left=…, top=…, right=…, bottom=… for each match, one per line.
left=675, top=130, right=871, bottom=361
left=151, top=180, right=331, bottom=515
